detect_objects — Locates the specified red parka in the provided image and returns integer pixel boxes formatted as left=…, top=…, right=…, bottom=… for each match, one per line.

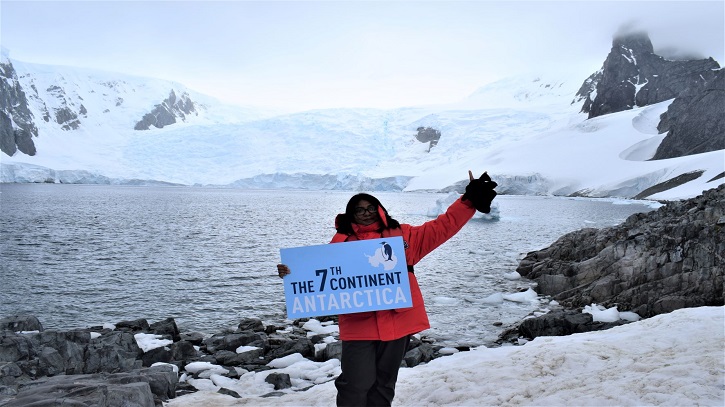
left=330, top=196, right=476, bottom=341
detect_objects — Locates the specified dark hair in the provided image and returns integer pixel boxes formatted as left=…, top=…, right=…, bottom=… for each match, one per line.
left=335, top=193, right=401, bottom=235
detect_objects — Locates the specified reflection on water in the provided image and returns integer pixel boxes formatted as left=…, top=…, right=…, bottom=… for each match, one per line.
left=0, top=184, right=655, bottom=346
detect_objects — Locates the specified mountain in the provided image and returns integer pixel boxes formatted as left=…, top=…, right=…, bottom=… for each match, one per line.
left=0, top=47, right=277, bottom=158
left=574, top=32, right=724, bottom=161
left=0, top=52, right=37, bottom=156
left=654, top=68, right=725, bottom=159
left=576, top=31, right=720, bottom=119
left=1, top=34, right=723, bottom=201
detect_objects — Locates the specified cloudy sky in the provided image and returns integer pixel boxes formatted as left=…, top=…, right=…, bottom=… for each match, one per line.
left=2, top=0, right=723, bottom=111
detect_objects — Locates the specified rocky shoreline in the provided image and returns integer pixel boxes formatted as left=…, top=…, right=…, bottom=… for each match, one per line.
left=0, top=305, right=648, bottom=406
left=1, top=313, right=474, bottom=406
left=2, top=185, right=723, bottom=406
left=516, top=184, right=724, bottom=316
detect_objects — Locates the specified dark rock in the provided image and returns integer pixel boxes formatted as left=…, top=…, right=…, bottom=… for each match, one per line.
left=0, top=331, right=35, bottom=363
left=265, top=337, right=314, bottom=360
left=150, top=318, right=181, bottom=342
left=115, top=318, right=150, bottom=332
left=179, top=332, right=204, bottom=345
left=218, top=387, right=242, bottom=398
left=214, top=347, right=265, bottom=366
left=265, top=372, right=292, bottom=390
left=134, top=90, right=197, bottom=130
left=212, top=350, right=238, bottom=365
left=318, top=341, right=342, bottom=362
left=170, top=341, right=198, bottom=364
left=517, top=184, right=724, bottom=317
left=37, top=346, right=66, bottom=377
left=0, top=362, right=24, bottom=386
left=54, top=106, right=80, bottom=130
left=175, top=381, right=197, bottom=397
left=84, top=331, right=143, bottom=374
left=4, top=381, right=154, bottom=407
left=17, top=330, right=89, bottom=377
left=203, top=332, right=267, bottom=354
left=653, top=69, right=725, bottom=159
left=309, top=334, right=326, bottom=344
left=141, top=346, right=172, bottom=367
left=242, top=364, right=272, bottom=374
left=0, top=315, right=43, bottom=332
left=517, top=310, right=629, bottom=339
left=407, top=335, right=423, bottom=350
left=634, top=171, right=705, bottom=199
left=0, top=59, right=37, bottom=157
left=0, top=365, right=176, bottom=407
left=237, top=317, right=265, bottom=332
left=403, top=343, right=435, bottom=367
left=237, top=348, right=265, bottom=364
left=415, top=127, right=441, bottom=151
left=261, top=391, right=287, bottom=398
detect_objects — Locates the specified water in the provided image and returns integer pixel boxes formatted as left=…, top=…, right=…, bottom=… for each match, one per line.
left=0, top=184, right=656, bottom=346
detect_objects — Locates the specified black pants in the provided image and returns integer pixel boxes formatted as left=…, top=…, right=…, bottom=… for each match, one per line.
left=335, top=335, right=411, bottom=407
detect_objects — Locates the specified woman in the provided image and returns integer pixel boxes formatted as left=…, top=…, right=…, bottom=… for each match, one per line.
left=278, top=171, right=497, bottom=407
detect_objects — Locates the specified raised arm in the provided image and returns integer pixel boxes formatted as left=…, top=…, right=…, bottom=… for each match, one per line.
left=404, top=171, right=497, bottom=265
left=404, top=196, right=475, bottom=265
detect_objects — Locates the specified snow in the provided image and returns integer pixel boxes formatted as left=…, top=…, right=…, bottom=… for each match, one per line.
left=583, top=304, right=624, bottom=323
left=2, top=59, right=723, bottom=201
left=134, top=332, right=173, bottom=353
left=302, top=319, right=340, bottom=336
left=184, top=362, right=229, bottom=375
left=502, top=288, right=539, bottom=303
left=165, top=306, right=724, bottom=406
left=235, top=346, right=260, bottom=354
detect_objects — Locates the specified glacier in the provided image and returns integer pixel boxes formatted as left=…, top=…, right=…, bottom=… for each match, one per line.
left=1, top=54, right=723, bottom=201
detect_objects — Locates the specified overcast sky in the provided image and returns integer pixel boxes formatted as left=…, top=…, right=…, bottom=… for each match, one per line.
left=2, top=0, right=723, bottom=111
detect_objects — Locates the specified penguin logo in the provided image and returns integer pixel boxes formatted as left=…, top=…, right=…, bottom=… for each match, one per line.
left=381, top=241, right=393, bottom=261
left=366, top=240, right=398, bottom=271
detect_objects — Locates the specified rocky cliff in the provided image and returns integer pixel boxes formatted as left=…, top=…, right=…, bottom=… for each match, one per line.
left=516, top=184, right=724, bottom=318
left=415, top=126, right=441, bottom=152
left=0, top=58, right=37, bottom=156
left=134, top=90, right=197, bottom=130
left=577, top=32, right=720, bottom=119
left=654, top=68, right=725, bottom=159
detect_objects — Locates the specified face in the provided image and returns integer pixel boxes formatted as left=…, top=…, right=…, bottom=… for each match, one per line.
left=353, top=199, right=379, bottom=225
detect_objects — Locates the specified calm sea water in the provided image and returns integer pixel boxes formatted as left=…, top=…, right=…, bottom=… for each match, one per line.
left=0, top=184, right=656, bottom=346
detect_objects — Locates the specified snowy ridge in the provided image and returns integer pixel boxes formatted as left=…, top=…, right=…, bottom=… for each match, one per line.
left=457, top=73, right=584, bottom=109
left=1, top=58, right=723, bottom=200
left=11, top=59, right=273, bottom=129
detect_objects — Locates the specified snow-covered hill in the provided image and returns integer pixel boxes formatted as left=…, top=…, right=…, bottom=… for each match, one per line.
left=1, top=54, right=723, bottom=200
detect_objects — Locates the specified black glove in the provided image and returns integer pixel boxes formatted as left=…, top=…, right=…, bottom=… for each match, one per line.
left=463, top=172, right=498, bottom=213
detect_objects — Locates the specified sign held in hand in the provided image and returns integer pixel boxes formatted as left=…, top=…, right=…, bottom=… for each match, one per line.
left=280, top=237, right=412, bottom=319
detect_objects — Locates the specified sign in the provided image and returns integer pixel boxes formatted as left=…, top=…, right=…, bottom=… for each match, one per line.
left=280, top=236, right=412, bottom=319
